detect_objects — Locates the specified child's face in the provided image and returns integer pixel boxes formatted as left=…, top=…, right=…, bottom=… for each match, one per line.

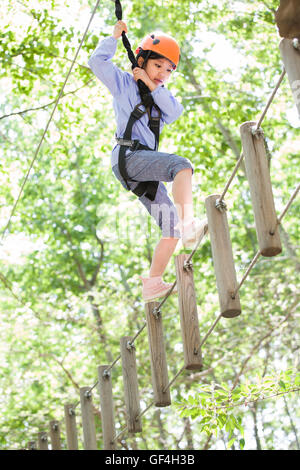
left=144, top=57, right=174, bottom=86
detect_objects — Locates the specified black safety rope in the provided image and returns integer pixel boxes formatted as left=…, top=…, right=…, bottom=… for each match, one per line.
left=114, top=0, right=137, bottom=66
left=113, top=0, right=154, bottom=107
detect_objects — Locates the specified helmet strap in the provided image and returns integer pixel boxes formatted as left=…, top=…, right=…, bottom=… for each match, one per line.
left=142, top=50, right=152, bottom=68
left=136, top=49, right=152, bottom=69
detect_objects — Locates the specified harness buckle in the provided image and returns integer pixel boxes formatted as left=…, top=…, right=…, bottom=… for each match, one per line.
left=149, top=116, right=160, bottom=129
left=116, top=138, right=140, bottom=150
left=132, top=105, right=147, bottom=120
left=116, top=138, right=134, bottom=147
left=131, top=140, right=140, bottom=151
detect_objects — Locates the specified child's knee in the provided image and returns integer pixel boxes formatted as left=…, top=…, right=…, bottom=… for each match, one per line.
left=177, top=167, right=192, bottom=175
left=162, top=236, right=180, bottom=244
left=171, top=157, right=194, bottom=179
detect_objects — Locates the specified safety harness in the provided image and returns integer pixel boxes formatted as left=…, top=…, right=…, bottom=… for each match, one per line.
left=113, top=0, right=161, bottom=201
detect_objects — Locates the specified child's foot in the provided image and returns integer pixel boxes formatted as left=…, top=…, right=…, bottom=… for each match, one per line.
left=181, top=218, right=209, bottom=249
left=140, top=276, right=177, bottom=303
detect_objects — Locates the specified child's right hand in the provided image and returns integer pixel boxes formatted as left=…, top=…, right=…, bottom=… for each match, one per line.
left=113, top=20, right=128, bottom=39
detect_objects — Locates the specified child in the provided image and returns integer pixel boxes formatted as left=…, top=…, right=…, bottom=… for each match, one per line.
left=88, top=20, right=208, bottom=302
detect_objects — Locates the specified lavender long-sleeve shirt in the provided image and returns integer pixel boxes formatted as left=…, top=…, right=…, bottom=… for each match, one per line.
left=88, top=36, right=184, bottom=167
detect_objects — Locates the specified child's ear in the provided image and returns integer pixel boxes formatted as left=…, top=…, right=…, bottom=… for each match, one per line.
left=137, top=56, right=145, bottom=68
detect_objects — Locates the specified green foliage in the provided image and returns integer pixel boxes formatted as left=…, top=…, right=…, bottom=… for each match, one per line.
left=175, top=369, right=300, bottom=449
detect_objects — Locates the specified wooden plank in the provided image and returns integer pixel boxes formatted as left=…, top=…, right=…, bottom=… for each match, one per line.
left=27, top=441, right=37, bottom=450
left=240, top=122, right=282, bottom=257
left=175, top=254, right=203, bottom=370
left=80, top=387, right=97, bottom=450
left=49, top=420, right=61, bottom=450
left=98, top=365, right=116, bottom=450
left=37, top=432, right=48, bottom=450
left=120, top=337, right=142, bottom=433
left=205, top=194, right=242, bottom=318
left=145, top=302, right=171, bottom=407
left=279, top=38, right=300, bottom=117
left=64, top=404, right=78, bottom=450
left=275, top=1, right=300, bottom=39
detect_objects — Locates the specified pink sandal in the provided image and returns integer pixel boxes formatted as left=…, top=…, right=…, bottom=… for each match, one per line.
left=140, top=276, right=177, bottom=303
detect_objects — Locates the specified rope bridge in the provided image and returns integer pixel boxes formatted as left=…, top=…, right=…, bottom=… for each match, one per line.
left=1, top=0, right=299, bottom=450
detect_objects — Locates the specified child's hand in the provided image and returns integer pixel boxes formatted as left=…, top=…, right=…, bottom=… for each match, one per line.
left=132, top=67, right=149, bottom=83
left=132, top=67, right=157, bottom=91
left=113, top=20, right=128, bottom=39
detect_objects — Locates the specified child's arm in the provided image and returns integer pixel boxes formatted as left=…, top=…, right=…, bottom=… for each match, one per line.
left=132, top=67, right=183, bottom=123
left=151, top=87, right=184, bottom=124
left=88, top=21, right=128, bottom=96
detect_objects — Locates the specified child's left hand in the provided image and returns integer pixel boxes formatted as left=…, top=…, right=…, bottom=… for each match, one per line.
left=132, top=67, right=149, bottom=84
left=132, top=67, right=157, bottom=91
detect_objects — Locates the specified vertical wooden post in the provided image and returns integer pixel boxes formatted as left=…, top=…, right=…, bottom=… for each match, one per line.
left=98, top=365, right=116, bottom=450
left=80, top=387, right=97, bottom=450
left=37, top=432, right=48, bottom=450
left=49, top=420, right=61, bottom=450
left=175, top=254, right=203, bottom=370
left=27, top=441, right=37, bottom=450
left=279, top=38, right=300, bottom=117
left=120, top=336, right=142, bottom=433
left=240, top=122, right=282, bottom=257
left=205, top=195, right=241, bottom=318
left=64, top=404, right=79, bottom=450
left=145, top=302, right=171, bottom=406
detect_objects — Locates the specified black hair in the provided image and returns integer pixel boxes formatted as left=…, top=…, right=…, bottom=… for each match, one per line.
left=147, top=51, right=165, bottom=61
left=136, top=49, right=165, bottom=68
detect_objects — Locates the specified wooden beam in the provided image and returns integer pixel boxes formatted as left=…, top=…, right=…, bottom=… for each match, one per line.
left=205, top=194, right=241, bottom=318
left=175, top=254, right=203, bottom=369
left=240, top=122, right=282, bottom=257
left=145, top=302, right=171, bottom=406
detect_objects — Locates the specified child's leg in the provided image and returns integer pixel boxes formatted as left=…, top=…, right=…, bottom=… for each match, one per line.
left=172, top=168, right=194, bottom=224
left=112, top=151, right=194, bottom=277
left=147, top=167, right=197, bottom=277
left=149, top=237, right=179, bottom=277
left=172, top=167, right=208, bottom=249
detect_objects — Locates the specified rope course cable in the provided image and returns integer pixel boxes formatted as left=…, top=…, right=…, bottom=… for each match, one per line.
left=1, top=1, right=299, bottom=450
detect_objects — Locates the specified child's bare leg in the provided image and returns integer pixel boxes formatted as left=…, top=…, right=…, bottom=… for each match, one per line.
left=149, top=237, right=179, bottom=277
left=172, top=168, right=194, bottom=223
left=148, top=168, right=193, bottom=277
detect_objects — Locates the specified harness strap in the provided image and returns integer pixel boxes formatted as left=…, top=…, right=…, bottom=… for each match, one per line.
left=113, top=0, right=162, bottom=201
left=118, top=145, right=159, bottom=202
left=147, top=104, right=161, bottom=150
left=117, top=104, right=159, bottom=201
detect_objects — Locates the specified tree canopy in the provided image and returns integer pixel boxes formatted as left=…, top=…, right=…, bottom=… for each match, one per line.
left=0, top=0, right=299, bottom=450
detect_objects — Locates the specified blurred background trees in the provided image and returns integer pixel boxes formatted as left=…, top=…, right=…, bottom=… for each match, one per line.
left=0, top=0, right=299, bottom=450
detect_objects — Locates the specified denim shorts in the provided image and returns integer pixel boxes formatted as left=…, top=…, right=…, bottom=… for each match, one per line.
left=112, top=149, right=193, bottom=238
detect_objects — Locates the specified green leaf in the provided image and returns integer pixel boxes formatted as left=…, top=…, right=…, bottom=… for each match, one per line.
left=239, top=439, right=245, bottom=450
left=227, top=437, right=236, bottom=449
left=279, top=380, right=286, bottom=391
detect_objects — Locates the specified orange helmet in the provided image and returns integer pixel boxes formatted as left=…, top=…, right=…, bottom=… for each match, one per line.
left=135, top=33, right=180, bottom=69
